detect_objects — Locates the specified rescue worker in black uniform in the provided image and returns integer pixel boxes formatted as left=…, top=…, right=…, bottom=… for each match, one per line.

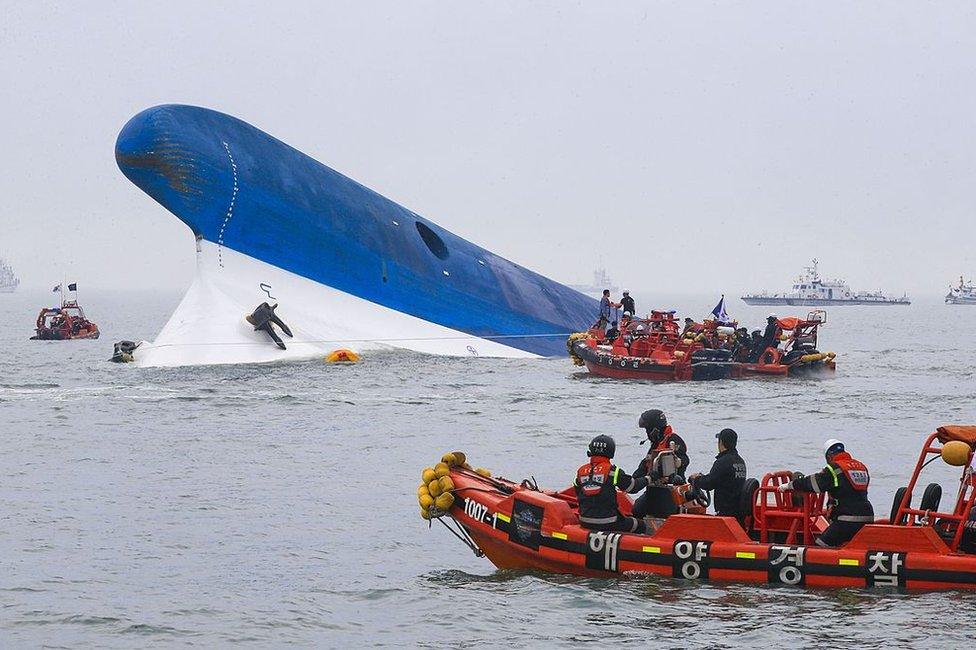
left=620, top=290, right=635, bottom=317
left=604, top=320, right=620, bottom=343
left=688, top=428, right=747, bottom=517
left=574, top=435, right=650, bottom=534
left=778, top=439, right=874, bottom=547
left=750, top=314, right=781, bottom=362
left=632, top=409, right=691, bottom=518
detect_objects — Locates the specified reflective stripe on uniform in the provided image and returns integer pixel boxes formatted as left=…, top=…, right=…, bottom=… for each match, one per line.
left=826, top=465, right=840, bottom=488
left=612, top=467, right=620, bottom=485
left=837, top=514, right=874, bottom=523
left=811, top=479, right=822, bottom=494
left=579, top=514, right=619, bottom=525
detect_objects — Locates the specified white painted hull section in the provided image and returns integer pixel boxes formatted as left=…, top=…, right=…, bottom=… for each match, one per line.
left=134, top=241, right=539, bottom=367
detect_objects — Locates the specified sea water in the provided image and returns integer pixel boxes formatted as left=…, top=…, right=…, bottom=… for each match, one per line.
left=1, top=290, right=974, bottom=647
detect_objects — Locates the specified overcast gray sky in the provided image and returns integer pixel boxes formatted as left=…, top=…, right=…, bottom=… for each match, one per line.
left=2, top=1, right=974, bottom=296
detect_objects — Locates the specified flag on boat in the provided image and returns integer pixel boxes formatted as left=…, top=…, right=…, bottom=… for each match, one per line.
left=67, top=283, right=77, bottom=291
left=711, top=295, right=729, bottom=323
left=52, top=284, right=61, bottom=292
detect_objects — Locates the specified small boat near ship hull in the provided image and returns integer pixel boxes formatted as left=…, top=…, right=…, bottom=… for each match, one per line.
left=568, top=311, right=835, bottom=381
left=571, top=339, right=833, bottom=380
left=30, top=301, right=100, bottom=341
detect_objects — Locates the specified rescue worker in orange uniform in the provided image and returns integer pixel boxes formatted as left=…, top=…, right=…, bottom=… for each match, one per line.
left=631, top=409, right=690, bottom=518
left=574, top=435, right=649, bottom=534
left=778, top=439, right=875, bottom=547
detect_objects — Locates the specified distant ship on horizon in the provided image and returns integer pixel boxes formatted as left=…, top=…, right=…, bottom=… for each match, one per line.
left=741, top=259, right=910, bottom=306
left=568, top=267, right=619, bottom=296
left=946, top=276, right=976, bottom=305
left=0, top=257, right=19, bottom=293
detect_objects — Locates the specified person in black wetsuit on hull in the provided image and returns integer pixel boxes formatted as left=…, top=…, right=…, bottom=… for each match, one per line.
left=246, top=302, right=294, bottom=350
left=621, top=290, right=635, bottom=317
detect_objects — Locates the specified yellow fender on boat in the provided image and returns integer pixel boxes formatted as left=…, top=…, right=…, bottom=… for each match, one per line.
left=942, top=440, right=971, bottom=466
left=325, top=349, right=360, bottom=363
left=799, top=352, right=827, bottom=363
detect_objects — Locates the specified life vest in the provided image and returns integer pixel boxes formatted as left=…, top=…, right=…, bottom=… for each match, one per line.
left=644, top=426, right=680, bottom=475
left=574, top=456, right=620, bottom=525
left=828, top=452, right=870, bottom=492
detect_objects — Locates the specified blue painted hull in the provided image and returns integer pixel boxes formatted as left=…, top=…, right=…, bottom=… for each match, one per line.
left=116, top=105, right=598, bottom=357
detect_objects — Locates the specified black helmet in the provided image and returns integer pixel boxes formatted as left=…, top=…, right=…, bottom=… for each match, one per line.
left=639, top=409, right=667, bottom=443
left=587, top=434, right=616, bottom=458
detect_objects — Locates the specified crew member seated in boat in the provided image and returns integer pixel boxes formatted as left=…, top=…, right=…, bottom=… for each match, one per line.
left=732, top=327, right=752, bottom=361
left=619, top=314, right=633, bottom=346
left=574, top=435, right=649, bottom=534
left=632, top=409, right=691, bottom=518
left=620, top=290, right=635, bottom=317
left=604, top=320, right=620, bottom=343
left=778, top=439, right=874, bottom=547
left=596, top=289, right=620, bottom=329
left=681, top=317, right=697, bottom=337
left=688, top=428, right=747, bottom=518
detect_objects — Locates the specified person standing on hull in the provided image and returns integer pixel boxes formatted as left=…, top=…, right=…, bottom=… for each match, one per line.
left=631, top=409, right=690, bottom=519
left=688, top=428, right=747, bottom=518
left=778, top=439, right=874, bottom=547
left=596, top=289, right=620, bottom=329
left=620, top=290, right=635, bottom=317
left=575, top=435, right=650, bottom=534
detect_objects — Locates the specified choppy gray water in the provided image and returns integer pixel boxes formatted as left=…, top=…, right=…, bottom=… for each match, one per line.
left=2, top=290, right=975, bottom=647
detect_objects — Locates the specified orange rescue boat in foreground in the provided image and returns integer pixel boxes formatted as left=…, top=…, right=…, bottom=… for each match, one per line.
left=421, top=426, right=976, bottom=591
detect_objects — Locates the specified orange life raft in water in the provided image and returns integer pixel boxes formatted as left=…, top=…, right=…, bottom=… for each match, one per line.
left=422, top=427, right=976, bottom=591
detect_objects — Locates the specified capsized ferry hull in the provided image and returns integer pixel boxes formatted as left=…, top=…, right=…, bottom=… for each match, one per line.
left=116, top=105, right=597, bottom=367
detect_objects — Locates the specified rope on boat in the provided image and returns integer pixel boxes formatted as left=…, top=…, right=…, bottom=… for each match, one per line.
left=436, top=516, right=484, bottom=558
left=142, top=331, right=582, bottom=350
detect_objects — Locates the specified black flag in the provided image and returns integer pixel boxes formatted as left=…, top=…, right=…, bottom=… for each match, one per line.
left=67, top=283, right=77, bottom=292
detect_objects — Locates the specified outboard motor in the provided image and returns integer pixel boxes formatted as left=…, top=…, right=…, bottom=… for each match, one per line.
left=110, top=340, right=139, bottom=363
left=246, top=302, right=294, bottom=350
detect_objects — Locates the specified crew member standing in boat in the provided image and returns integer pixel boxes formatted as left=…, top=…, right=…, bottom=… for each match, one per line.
left=631, top=409, right=690, bottom=518
left=750, top=314, right=781, bottom=361
left=620, top=290, right=635, bottom=317
left=597, top=289, right=620, bottom=328
left=688, top=428, right=747, bottom=518
left=778, top=439, right=874, bottom=547
left=574, top=435, right=649, bottom=534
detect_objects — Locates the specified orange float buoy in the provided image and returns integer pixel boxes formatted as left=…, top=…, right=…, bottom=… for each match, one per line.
left=325, top=349, right=360, bottom=363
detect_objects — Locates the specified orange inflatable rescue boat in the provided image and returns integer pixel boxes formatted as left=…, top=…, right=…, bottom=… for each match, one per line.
left=568, top=311, right=835, bottom=381
left=420, top=426, right=976, bottom=591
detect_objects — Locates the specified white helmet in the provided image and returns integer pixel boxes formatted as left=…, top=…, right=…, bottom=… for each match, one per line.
left=824, top=438, right=845, bottom=456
